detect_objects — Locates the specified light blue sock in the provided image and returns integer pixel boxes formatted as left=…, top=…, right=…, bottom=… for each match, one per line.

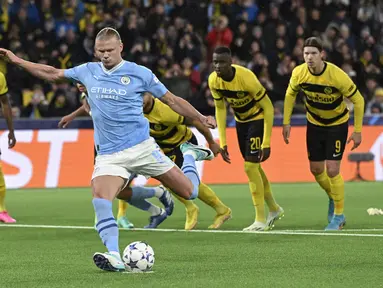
left=93, top=198, right=119, bottom=253
left=128, top=198, right=162, bottom=216
left=181, top=154, right=200, bottom=200
left=131, top=186, right=156, bottom=201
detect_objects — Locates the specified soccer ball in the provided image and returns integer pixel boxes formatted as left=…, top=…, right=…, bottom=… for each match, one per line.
left=123, top=241, right=155, bottom=272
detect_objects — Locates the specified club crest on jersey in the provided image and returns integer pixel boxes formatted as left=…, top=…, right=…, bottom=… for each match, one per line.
left=237, top=91, right=245, bottom=97
left=324, top=87, right=332, bottom=94
left=154, top=124, right=163, bottom=131
left=121, top=76, right=131, bottom=85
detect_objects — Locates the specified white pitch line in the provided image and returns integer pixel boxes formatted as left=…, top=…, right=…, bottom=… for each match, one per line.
left=279, top=228, right=383, bottom=232
left=1, top=224, right=383, bottom=237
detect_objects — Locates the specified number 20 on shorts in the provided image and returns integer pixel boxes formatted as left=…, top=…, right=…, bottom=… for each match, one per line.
left=250, top=137, right=261, bottom=150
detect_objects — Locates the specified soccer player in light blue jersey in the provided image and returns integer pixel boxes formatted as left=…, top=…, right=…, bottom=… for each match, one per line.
left=0, top=27, right=217, bottom=272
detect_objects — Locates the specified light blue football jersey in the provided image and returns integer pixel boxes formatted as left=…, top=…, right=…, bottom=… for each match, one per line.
left=64, top=61, right=168, bottom=155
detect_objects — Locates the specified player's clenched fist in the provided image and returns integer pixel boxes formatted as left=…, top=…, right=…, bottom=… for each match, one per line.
left=201, top=115, right=217, bottom=129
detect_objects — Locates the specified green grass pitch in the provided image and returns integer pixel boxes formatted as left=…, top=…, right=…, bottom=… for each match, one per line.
left=1, top=182, right=383, bottom=288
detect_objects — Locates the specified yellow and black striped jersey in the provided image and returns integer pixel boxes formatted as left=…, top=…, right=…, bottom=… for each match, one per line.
left=208, top=64, right=266, bottom=123
left=284, top=62, right=364, bottom=128
left=0, top=72, right=8, bottom=95
left=144, top=98, right=193, bottom=153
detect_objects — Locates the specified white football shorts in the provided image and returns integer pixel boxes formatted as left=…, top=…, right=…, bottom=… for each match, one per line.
left=92, top=137, right=175, bottom=180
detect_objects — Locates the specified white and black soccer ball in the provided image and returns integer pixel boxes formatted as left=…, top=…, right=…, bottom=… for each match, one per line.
left=123, top=241, right=155, bottom=272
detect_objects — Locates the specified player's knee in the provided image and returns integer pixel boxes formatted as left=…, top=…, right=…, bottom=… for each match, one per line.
left=183, top=183, right=196, bottom=200
left=92, top=184, right=112, bottom=200
left=310, top=165, right=324, bottom=176
left=92, top=191, right=107, bottom=199
left=171, top=181, right=193, bottom=200
left=188, top=184, right=198, bottom=200
left=326, top=166, right=340, bottom=178
left=180, top=180, right=199, bottom=200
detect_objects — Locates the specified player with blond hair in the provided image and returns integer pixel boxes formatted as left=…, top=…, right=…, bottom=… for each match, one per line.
left=0, top=27, right=216, bottom=272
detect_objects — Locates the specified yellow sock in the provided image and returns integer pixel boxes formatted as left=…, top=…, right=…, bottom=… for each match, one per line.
left=198, top=182, right=227, bottom=214
left=0, top=166, right=6, bottom=212
left=117, top=200, right=128, bottom=219
left=172, top=190, right=199, bottom=230
left=259, top=166, right=279, bottom=212
left=244, top=162, right=265, bottom=223
left=329, top=174, right=344, bottom=215
left=172, top=192, right=197, bottom=210
left=315, top=170, right=332, bottom=198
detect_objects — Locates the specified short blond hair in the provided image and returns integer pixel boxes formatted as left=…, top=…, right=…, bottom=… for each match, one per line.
left=96, top=27, right=121, bottom=41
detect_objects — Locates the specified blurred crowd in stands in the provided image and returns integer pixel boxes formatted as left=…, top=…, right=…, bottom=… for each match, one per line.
left=0, top=0, right=383, bottom=122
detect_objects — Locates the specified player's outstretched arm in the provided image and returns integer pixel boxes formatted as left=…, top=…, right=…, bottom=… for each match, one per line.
left=0, top=48, right=65, bottom=83
left=160, top=91, right=216, bottom=129
left=258, top=95, right=274, bottom=162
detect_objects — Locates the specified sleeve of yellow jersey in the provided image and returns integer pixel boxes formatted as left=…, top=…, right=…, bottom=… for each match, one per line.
left=244, top=70, right=273, bottom=148
left=335, top=68, right=365, bottom=133
left=209, top=74, right=227, bottom=148
left=283, top=67, right=300, bottom=125
left=155, top=99, right=185, bottom=126
left=0, top=72, right=8, bottom=95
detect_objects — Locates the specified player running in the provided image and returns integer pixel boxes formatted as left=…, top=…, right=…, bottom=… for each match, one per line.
left=208, top=46, right=283, bottom=232
left=0, top=71, right=17, bottom=223
left=282, top=37, right=365, bottom=230
left=0, top=27, right=216, bottom=272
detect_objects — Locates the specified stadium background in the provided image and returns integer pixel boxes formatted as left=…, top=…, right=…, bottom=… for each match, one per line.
left=0, top=0, right=382, bottom=187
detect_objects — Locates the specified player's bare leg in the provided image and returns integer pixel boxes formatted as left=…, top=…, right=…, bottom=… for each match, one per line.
left=325, top=160, right=346, bottom=230
left=92, top=175, right=126, bottom=272
left=310, top=161, right=334, bottom=223
left=155, top=166, right=196, bottom=199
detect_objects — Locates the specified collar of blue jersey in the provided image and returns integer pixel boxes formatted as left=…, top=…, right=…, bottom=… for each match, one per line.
left=101, top=60, right=125, bottom=75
